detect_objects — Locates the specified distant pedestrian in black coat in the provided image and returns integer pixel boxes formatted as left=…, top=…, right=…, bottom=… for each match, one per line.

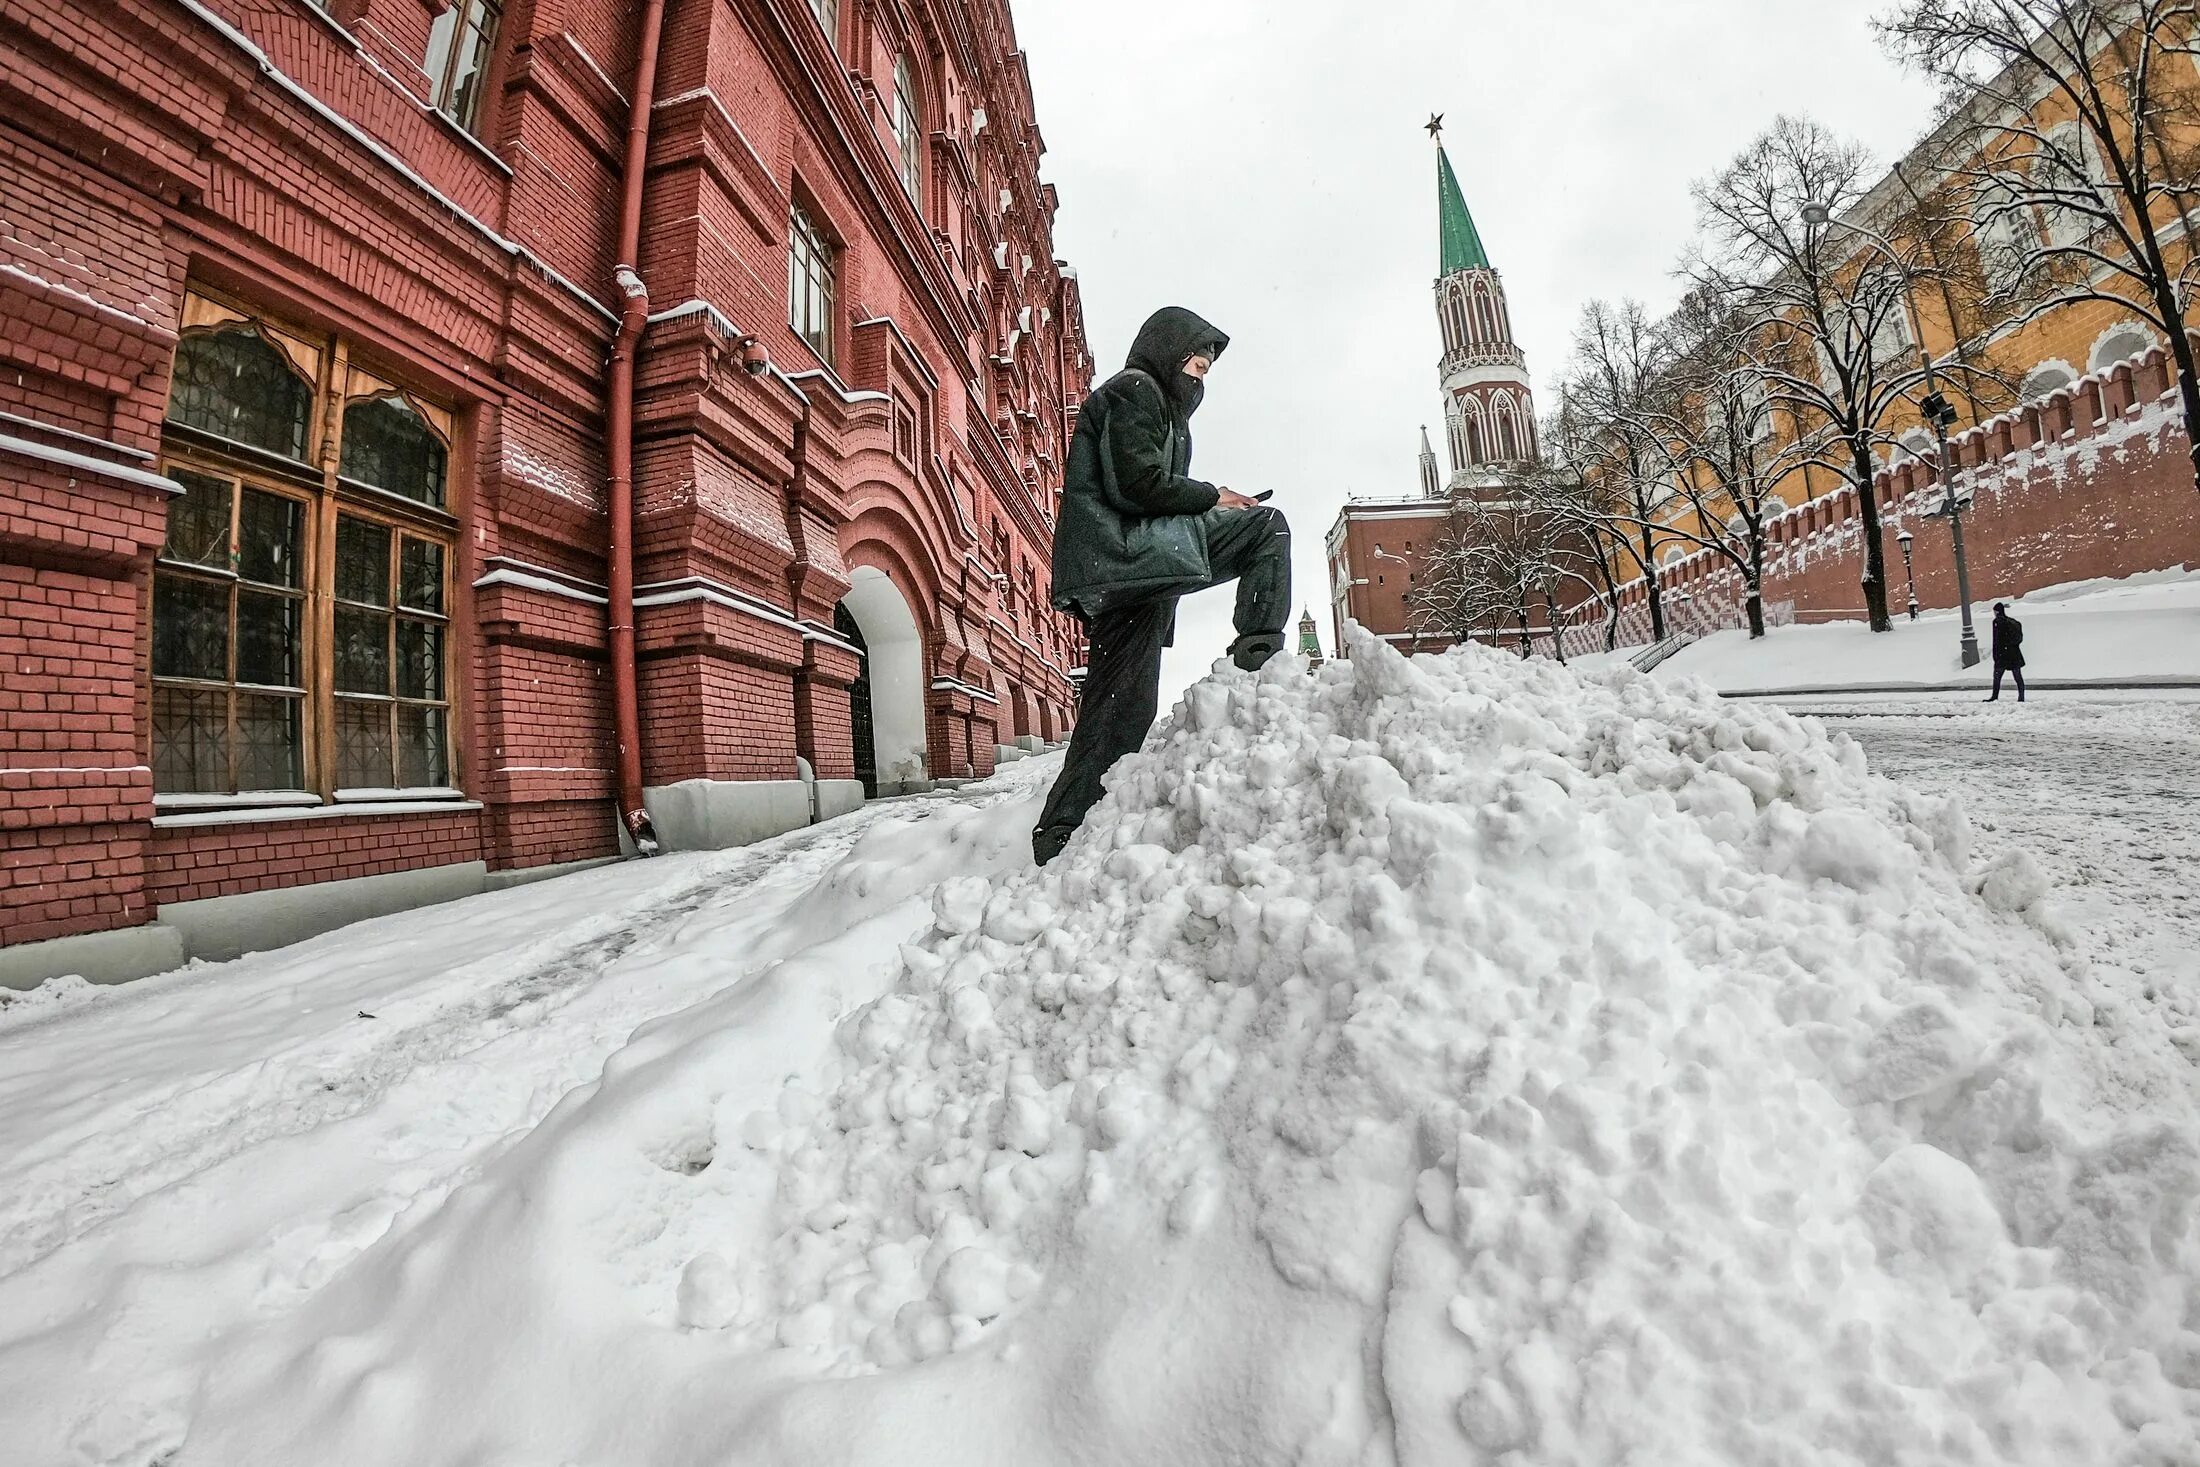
left=1987, top=603, right=2026, bottom=702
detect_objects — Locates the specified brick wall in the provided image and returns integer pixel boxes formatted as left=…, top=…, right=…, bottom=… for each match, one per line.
left=148, top=807, right=487, bottom=906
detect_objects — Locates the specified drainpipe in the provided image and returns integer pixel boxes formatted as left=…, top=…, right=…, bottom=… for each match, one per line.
left=766, top=361, right=819, bottom=772
left=773, top=367, right=815, bottom=594
left=605, top=0, right=669, bottom=857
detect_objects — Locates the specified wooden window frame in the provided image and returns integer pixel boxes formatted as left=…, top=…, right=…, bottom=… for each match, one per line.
left=892, top=55, right=923, bottom=207
left=789, top=200, right=837, bottom=364
left=150, top=466, right=316, bottom=800
left=154, top=287, right=464, bottom=809
left=327, top=498, right=456, bottom=798
left=423, top=0, right=503, bottom=135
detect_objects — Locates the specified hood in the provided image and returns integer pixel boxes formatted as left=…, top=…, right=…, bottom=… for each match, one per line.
left=1125, top=307, right=1229, bottom=416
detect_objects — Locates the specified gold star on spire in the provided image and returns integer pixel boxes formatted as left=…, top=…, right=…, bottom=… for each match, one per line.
left=1425, top=113, right=1444, bottom=142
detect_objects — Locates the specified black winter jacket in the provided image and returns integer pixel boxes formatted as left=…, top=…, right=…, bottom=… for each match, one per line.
left=1049, top=307, right=1230, bottom=616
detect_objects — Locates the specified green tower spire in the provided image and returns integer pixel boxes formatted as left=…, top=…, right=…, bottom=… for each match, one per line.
left=1436, top=142, right=1491, bottom=275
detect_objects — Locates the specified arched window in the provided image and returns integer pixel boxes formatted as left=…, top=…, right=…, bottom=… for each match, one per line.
left=2038, top=122, right=2101, bottom=249
left=1461, top=397, right=1487, bottom=464
left=340, top=392, right=449, bottom=507
left=892, top=55, right=923, bottom=206
left=155, top=290, right=456, bottom=803
left=1661, top=543, right=1688, bottom=568
left=1472, top=283, right=1497, bottom=343
left=1972, top=177, right=2041, bottom=296
left=167, top=325, right=316, bottom=461
left=2091, top=325, right=2154, bottom=372
left=2021, top=361, right=2077, bottom=401
left=1491, top=392, right=1519, bottom=460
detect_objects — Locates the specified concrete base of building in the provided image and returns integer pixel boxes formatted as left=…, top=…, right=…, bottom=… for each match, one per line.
left=0, top=921, right=188, bottom=991
left=4, top=782, right=886, bottom=991
left=1017, top=735, right=1044, bottom=752
left=160, top=860, right=492, bottom=964
left=484, top=854, right=624, bottom=892
left=995, top=743, right=1026, bottom=764
left=814, top=779, right=866, bottom=822
left=877, top=778, right=933, bottom=797
left=628, top=778, right=812, bottom=854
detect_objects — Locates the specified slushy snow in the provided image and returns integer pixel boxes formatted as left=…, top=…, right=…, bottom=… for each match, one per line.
left=45, top=631, right=2200, bottom=1463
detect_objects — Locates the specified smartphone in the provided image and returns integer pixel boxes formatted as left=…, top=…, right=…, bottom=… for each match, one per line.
left=1252, top=490, right=1274, bottom=502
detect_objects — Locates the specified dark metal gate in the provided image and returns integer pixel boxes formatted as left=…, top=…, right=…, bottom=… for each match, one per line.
left=835, top=605, right=877, bottom=797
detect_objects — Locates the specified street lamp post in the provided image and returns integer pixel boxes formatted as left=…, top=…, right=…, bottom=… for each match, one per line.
left=1896, top=526, right=1919, bottom=620
left=1801, top=203, right=1982, bottom=668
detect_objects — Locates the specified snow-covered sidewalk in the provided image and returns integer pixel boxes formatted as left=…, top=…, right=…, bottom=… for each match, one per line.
left=0, top=767, right=1058, bottom=1465
left=3, top=637, right=2196, bottom=1466
left=1656, top=567, right=2200, bottom=695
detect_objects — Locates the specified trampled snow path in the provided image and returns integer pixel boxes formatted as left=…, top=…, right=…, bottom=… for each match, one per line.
left=1800, top=692, right=2200, bottom=1080
left=0, top=765, right=1059, bottom=1465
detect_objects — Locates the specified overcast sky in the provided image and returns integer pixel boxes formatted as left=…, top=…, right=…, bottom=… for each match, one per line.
left=1013, top=0, right=1943, bottom=704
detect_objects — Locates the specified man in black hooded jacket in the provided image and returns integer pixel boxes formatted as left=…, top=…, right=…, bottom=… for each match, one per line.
left=1032, top=306, right=1290, bottom=866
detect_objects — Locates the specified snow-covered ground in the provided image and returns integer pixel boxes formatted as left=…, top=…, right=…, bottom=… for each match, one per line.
left=3, top=635, right=2197, bottom=1466
left=1788, top=691, right=2200, bottom=1069
left=1657, top=567, right=2200, bottom=694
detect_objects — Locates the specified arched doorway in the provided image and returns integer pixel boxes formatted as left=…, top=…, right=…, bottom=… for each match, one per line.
left=833, top=604, right=876, bottom=797
left=838, top=565, right=928, bottom=794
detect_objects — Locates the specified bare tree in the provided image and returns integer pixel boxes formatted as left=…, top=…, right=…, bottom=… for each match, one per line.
left=1407, top=502, right=1532, bottom=655
left=1690, top=116, right=1991, bottom=632
left=1636, top=284, right=1790, bottom=638
left=1879, top=0, right=2200, bottom=495
left=1560, top=299, right=1678, bottom=640
left=1406, top=477, right=1604, bottom=660
left=1536, top=401, right=1642, bottom=651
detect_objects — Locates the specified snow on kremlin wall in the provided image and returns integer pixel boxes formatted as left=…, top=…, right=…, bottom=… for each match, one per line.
left=1592, top=345, right=2200, bottom=641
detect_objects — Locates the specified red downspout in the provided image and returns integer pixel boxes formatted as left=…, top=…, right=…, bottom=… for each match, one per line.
left=606, top=0, right=668, bottom=857
left=776, top=371, right=814, bottom=596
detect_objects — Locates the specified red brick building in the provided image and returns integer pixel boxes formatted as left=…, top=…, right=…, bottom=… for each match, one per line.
left=0, top=0, right=1091, bottom=983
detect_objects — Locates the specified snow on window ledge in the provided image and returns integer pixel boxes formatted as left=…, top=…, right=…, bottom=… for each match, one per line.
left=153, top=791, right=323, bottom=812
left=333, top=787, right=466, bottom=803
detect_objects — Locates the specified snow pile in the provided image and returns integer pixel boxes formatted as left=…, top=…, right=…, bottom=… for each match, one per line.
left=183, top=630, right=2198, bottom=1465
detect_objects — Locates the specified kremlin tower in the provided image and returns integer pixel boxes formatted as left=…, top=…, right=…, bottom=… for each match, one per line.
left=1429, top=121, right=1537, bottom=493
left=1325, top=122, right=1541, bottom=655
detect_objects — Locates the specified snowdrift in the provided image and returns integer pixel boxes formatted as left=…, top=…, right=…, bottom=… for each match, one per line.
left=185, top=630, right=2199, bottom=1465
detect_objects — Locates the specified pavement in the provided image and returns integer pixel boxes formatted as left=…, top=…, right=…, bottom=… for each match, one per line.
left=1726, top=677, right=2200, bottom=699
left=1780, top=690, right=2200, bottom=1080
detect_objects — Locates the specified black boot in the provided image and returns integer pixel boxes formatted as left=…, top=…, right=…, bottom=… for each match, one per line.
left=1033, top=823, right=1074, bottom=867
left=1229, top=631, right=1283, bottom=671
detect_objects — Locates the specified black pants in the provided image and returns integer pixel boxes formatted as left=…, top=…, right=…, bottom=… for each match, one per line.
left=1990, top=664, right=2026, bottom=700
left=1035, top=506, right=1290, bottom=845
